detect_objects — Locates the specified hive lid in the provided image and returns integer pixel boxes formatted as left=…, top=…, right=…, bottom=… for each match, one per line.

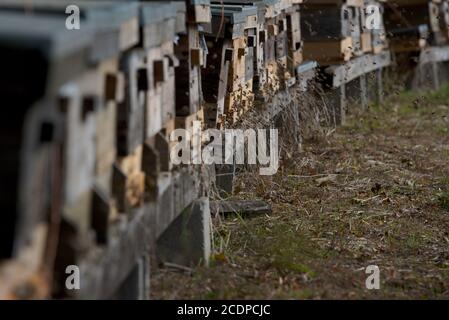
left=140, top=2, right=179, bottom=25
left=211, top=4, right=258, bottom=23
left=0, top=12, right=93, bottom=60
left=143, top=0, right=210, bottom=6
left=0, top=0, right=139, bottom=31
left=211, top=0, right=278, bottom=6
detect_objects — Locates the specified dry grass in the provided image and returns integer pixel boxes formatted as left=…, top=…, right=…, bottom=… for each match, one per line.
left=151, top=84, right=449, bottom=299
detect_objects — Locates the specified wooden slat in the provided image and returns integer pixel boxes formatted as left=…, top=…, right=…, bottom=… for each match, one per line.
left=303, top=37, right=353, bottom=64
left=324, top=51, right=391, bottom=88
left=419, top=45, right=449, bottom=64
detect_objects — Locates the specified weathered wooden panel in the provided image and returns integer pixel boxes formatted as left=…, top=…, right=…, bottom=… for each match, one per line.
left=204, top=4, right=262, bottom=123
left=302, top=1, right=364, bottom=58
left=296, top=60, right=318, bottom=91
left=384, top=0, right=446, bottom=47
left=323, top=51, right=391, bottom=87
left=95, top=59, right=119, bottom=198
left=419, top=44, right=449, bottom=64
left=303, top=37, right=353, bottom=64
left=117, top=52, right=145, bottom=156
left=0, top=0, right=139, bottom=63
left=301, top=4, right=352, bottom=40
left=439, top=1, right=449, bottom=40
left=59, top=74, right=97, bottom=237
left=286, top=7, right=303, bottom=74
left=174, top=24, right=205, bottom=117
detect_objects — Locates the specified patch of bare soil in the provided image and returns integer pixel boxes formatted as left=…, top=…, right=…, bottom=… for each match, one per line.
left=151, top=87, right=449, bottom=299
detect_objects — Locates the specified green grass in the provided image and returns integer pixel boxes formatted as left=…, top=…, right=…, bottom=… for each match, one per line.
left=437, top=191, right=449, bottom=211
left=426, top=83, right=449, bottom=102
left=405, top=233, right=423, bottom=251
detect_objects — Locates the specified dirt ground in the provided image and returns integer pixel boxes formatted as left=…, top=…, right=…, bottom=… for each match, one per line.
left=151, top=85, right=449, bottom=299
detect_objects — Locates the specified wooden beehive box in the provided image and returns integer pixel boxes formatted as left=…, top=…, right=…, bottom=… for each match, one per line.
left=0, top=0, right=140, bottom=63
left=138, top=2, right=189, bottom=201
left=384, top=0, right=444, bottom=51
left=0, top=12, right=93, bottom=298
left=168, top=0, right=210, bottom=130
left=210, top=0, right=270, bottom=102
left=212, top=0, right=294, bottom=98
left=0, top=1, right=140, bottom=294
left=301, top=0, right=364, bottom=64
left=115, top=2, right=183, bottom=211
left=58, top=74, right=98, bottom=241
left=203, top=4, right=259, bottom=125
left=144, top=0, right=211, bottom=24
left=65, top=58, right=123, bottom=247
left=139, top=2, right=182, bottom=139
left=136, top=0, right=210, bottom=201
left=77, top=1, right=140, bottom=61
left=0, top=1, right=140, bottom=235
left=53, top=1, right=140, bottom=239
left=188, top=0, right=213, bottom=23
left=438, top=0, right=449, bottom=41
left=263, top=0, right=290, bottom=95
left=144, top=0, right=208, bottom=121
left=285, top=3, right=303, bottom=86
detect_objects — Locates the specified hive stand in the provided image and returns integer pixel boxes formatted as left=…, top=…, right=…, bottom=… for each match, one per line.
left=411, top=45, right=449, bottom=90
left=320, top=51, right=391, bottom=125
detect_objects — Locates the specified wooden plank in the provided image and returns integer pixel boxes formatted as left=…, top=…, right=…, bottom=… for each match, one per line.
left=296, top=61, right=318, bottom=91
left=73, top=164, right=203, bottom=299
left=386, top=0, right=442, bottom=8
left=59, top=73, right=100, bottom=236
left=303, top=37, right=353, bottom=64
left=439, top=0, right=449, bottom=41
left=324, top=51, right=391, bottom=88
left=361, top=32, right=373, bottom=53
left=419, top=45, right=449, bottom=64
left=306, top=0, right=363, bottom=6
left=384, top=0, right=446, bottom=46
left=0, top=1, right=139, bottom=62
left=114, top=145, right=145, bottom=213
left=286, top=8, right=303, bottom=74
left=390, top=38, right=427, bottom=53
left=117, top=51, right=145, bottom=156
left=301, top=4, right=352, bottom=41
left=191, top=3, right=212, bottom=24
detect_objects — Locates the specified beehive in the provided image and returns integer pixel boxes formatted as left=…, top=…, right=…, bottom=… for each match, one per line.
left=0, top=10, right=93, bottom=299
left=301, top=0, right=364, bottom=63
left=384, top=0, right=445, bottom=52
left=202, top=4, right=259, bottom=125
